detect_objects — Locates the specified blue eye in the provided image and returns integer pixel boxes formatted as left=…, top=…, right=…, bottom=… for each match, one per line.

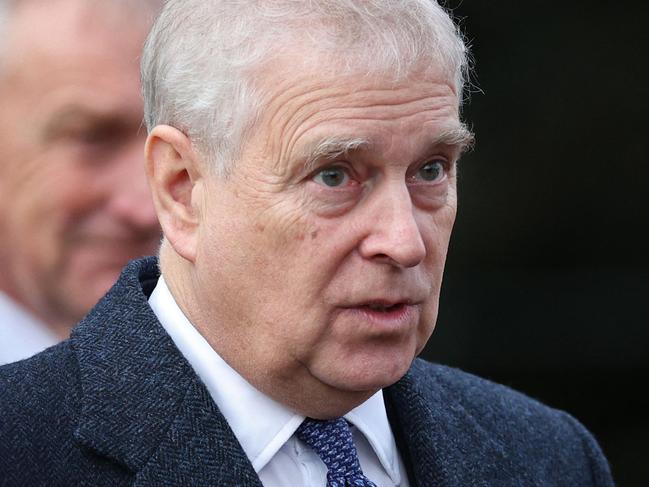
left=313, top=167, right=349, bottom=187
left=417, top=161, right=445, bottom=182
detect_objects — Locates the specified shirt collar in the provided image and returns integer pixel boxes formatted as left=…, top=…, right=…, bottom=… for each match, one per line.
left=0, top=291, right=58, bottom=364
left=345, top=390, right=402, bottom=484
left=148, top=275, right=401, bottom=483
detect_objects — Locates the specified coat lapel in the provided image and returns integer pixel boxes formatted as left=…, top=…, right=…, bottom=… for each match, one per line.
left=385, top=368, right=451, bottom=486
left=384, top=360, right=511, bottom=487
left=133, top=378, right=263, bottom=486
left=71, top=258, right=262, bottom=486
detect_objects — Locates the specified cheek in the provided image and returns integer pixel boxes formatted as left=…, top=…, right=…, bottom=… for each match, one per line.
left=202, top=219, right=332, bottom=356
left=200, top=193, right=319, bottom=299
left=415, top=294, right=441, bottom=355
left=0, top=177, right=85, bottom=284
left=226, top=220, right=336, bottom=339
left=420, top=203, right=456, bottom=260
left=23, top=153, right=104, bottom=222
left=244, top=195, right=326, bottom=272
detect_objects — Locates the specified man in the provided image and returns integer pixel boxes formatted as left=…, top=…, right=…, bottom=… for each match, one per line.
left=0, top=1, right=614, bottom=486
left=0, top=0, right=162, bottom=364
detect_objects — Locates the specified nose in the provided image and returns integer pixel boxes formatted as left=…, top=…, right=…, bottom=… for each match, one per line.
left=358, top=182, right=426, bottom=268
left=108, top=141, right=160, bottom=232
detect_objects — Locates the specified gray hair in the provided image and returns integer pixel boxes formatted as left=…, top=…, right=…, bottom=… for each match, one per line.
left=142, top=0, right=471, bottom=176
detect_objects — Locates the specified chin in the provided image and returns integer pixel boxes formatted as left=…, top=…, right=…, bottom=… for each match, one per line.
left=325, top=352, right=415, bottom=394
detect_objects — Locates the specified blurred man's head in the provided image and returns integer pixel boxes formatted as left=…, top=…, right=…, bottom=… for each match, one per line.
left=0, top=0, right=161, bottom=336
left=144, top=0, right=473, bottom=418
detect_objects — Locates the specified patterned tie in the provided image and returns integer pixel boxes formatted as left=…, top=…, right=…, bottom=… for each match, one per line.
left=296, top=417, right=378, bottom=487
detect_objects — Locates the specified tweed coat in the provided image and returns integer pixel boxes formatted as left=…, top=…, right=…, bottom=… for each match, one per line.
left=0, top=257, right=614, bottom=486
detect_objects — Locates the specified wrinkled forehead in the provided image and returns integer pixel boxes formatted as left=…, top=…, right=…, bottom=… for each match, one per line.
left=246, top=40, right=461, bottom=147
left=256, top=52, right=459, bottom=124
left=244, top=55, right=467, bottom=176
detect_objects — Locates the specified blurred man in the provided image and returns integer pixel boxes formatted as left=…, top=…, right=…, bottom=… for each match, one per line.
left=0, top=1, right=614, bottom=485
left=0, top=0, right=161, bottom=364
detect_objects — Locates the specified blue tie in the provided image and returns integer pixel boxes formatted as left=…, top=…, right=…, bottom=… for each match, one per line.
left=296, top=417, right=378, bottom=487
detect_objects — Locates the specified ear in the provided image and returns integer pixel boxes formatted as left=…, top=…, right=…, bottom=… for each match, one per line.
left=144, top=125, right=204, bottom=263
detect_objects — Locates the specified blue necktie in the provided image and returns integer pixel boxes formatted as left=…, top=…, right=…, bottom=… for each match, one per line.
left=296, top=417, right=378, bottom=487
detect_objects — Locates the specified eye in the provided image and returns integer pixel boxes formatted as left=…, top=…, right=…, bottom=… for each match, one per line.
left=416, top=160, right=446, bottom=182
left=313, top=166, right=350, bottom=187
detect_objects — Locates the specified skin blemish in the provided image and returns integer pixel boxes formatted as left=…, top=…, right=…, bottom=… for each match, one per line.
left=311, top=229, right=319, bottom=239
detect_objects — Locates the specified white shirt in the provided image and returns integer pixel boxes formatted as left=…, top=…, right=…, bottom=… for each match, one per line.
left=0, top=292, right=59, bottom=365
left=149, top=276, right=410, bottom=487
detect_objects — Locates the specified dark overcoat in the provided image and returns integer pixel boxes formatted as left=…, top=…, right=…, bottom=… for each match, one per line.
left=0, top=258, right=614, bottom=486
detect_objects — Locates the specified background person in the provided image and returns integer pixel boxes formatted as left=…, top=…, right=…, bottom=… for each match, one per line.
left=0, top=0, right=162, bottom=364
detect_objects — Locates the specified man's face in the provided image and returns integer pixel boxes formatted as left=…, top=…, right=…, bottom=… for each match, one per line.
left=191, top=63, right=469, bottom=412
left=0, top=1, right=160, bottom=330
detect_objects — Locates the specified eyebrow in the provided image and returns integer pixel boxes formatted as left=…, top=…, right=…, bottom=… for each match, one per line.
left=300, top=123, right=475, bottom=172
left=431, top=124, right=475, bottom=154
left=41, top=104, right=143, bottom=140
left=303, top=136, right=370, bottom=172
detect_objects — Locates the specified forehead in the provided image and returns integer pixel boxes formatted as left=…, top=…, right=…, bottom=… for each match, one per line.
left=4, top=0, right=148, bottom=74
left=251, top=60, right=464, bottom=167
left=0, top=1, right=148, bottom=123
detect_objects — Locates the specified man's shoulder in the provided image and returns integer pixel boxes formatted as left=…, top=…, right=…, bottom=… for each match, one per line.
left=391, top=358, right=614, bottom=485
left=406, top=358, right=589, bottom=437
left=408, top=358, right=554, bottom=414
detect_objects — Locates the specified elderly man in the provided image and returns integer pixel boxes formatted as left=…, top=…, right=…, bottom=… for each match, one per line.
left=0, top=0, right=161, bottom=364
left=0, top=1, right=614, bottom=486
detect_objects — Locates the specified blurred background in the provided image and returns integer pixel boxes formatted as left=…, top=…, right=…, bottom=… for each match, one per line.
left=421, top=1, right=649, bottom=485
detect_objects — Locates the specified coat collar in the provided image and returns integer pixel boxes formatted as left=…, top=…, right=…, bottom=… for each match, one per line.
left=385, top=360, right=511, bottom=487
left=70, top=257, right=262, bottom=486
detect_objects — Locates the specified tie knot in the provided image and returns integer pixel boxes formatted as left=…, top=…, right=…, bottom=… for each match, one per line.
left=296, top=418, right=377, bottom=487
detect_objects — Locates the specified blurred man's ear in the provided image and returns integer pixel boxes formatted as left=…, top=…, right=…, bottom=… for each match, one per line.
left=145, top=125, right=203, bottom=263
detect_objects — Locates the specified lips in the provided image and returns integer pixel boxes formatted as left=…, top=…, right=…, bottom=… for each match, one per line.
left=333, top=298, right=421, bottom=334
left=358, top=301, right=413, bottom=319
left=351, top=296, right=418, bottom=310
left=365, top=302, right=407, bottom=312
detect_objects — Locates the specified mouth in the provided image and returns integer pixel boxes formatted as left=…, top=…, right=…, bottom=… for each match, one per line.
left=339, top=300, right=420, bottom=331
left=365, top=302, right=408, bottom=313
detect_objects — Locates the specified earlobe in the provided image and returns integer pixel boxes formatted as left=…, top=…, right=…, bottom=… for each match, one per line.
left=144, top=125, right=202, bottom=263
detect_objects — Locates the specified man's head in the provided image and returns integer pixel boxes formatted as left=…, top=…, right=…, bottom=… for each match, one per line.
left=144, top=0, right=473, bottom=417
left=0, top=0, right=162, bottom=335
